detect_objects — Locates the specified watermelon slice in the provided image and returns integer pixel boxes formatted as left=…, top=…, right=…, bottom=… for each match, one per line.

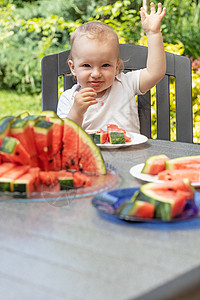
left=10, top=118, right=39, bottom=166
left=33, top=120, right=53, bottom=170
left=0, top=165, right=30, bottom=192
left=0, top=136, right=31, bottom=165
left=135, top=179, right=194, bottom=220
left=142, top=155, right=170, bottom=175
left=48, top=116, right=64, bottom=171
left=62, top=118, right=106, bottom=175
left=13, top=172, right=38, bottom=196
left=165, top=156, right=200, bottom=170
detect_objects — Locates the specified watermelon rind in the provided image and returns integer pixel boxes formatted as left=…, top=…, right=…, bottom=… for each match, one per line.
left=41, top=110, right=58, bottom=118
left=33, top=120, right=53, bottom=133
left=166, top=156, right=200, bottom=170
left=0, top=178, right=12, bottom=192
left=109, top=131, right=125, bottom=144
left=142, top=154, right=169, bottom=174
left=0, top=136, right=17, bottom=154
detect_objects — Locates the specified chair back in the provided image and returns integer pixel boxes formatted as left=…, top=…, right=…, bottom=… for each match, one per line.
left=42, top=44, right=193, bottom=143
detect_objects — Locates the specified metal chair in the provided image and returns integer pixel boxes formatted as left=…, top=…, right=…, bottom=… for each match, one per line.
left=41, top=44, right=193, bottom=143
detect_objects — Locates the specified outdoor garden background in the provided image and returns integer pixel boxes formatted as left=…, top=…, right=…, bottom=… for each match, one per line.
left=0, top=0, right=199, bottom=142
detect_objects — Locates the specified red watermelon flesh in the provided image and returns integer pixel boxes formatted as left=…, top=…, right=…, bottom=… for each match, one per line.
left=158, top=169, right=200, bottom=183
left=100, top=129, right=108, bottom=144
left=62, top=121, right=79, bottom=171
left=0, top=136, right=31, bottom=165
left=48, top=117, right=64, bottom=171
left=0, top=165, right=30, bottom=180
left=0, top=162, right=17, bottom=176
left=73, top=172, right=92, bottom=188
left=150, top=179, right=194, bottom=200
left=33, top=120, right=53, bottom=170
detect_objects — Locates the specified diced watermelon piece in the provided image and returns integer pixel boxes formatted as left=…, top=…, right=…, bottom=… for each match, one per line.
left=55, top=170, right=74, bottom=190
left=73, top=172, right=92, bottom=188
left=108, top=131, right=125, bottom=144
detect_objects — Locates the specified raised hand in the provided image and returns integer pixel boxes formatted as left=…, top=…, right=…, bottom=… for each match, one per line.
left=140, top=2, right=166, bottom=34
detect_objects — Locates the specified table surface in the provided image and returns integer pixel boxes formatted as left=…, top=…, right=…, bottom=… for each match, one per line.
left=1, top=139, right=200, bottom=300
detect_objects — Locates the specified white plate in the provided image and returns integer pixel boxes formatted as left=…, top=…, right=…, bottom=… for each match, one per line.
left=130, top=163, right=200, bottom=187
left=86, top=131, right=148, bottom=149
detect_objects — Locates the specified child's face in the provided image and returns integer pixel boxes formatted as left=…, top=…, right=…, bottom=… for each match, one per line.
left=68, top=36, right=120, bottom=98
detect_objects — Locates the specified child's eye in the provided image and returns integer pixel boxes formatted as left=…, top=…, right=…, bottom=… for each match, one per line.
left=82, top=64, right=91, bottom=67
left=102, top=64, right=110, bottom=67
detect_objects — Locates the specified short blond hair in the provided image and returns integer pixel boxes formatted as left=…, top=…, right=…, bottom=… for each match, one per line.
left=70, top=21, right=124, bottom=72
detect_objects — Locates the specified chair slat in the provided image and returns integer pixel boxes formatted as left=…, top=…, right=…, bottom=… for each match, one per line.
left=156, top=75, right=170, bottom=140
left=175, top=55, right=193, bottom=143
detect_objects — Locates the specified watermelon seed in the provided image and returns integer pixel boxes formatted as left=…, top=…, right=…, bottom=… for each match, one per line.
left=71, top=159, right=75, bottom=166
left=15, top=152, right=20, bottom=156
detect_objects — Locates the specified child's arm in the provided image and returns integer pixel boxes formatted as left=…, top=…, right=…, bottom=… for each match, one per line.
left=67, top=87, right=97, bottom=126
left=139, top=2, right=166, bottom=94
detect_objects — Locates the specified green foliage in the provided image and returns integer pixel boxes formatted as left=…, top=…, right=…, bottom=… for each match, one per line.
left=0, top=90, right=42, bottom=118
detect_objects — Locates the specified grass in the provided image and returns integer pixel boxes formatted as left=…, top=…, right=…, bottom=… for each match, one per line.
left=0, top=90, right=42, bottom=118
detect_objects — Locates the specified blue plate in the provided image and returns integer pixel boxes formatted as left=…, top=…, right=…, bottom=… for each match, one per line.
left=92, top=187, right=200, bottom=223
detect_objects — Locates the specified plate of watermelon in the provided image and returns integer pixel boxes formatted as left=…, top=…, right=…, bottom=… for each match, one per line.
left=130, top=155, right=200, bottom=187
left=92, top=181, right=200, bottom=223
left=87, top=126, right=148, bottom=149
left=0, top=111, right=119, bottom=201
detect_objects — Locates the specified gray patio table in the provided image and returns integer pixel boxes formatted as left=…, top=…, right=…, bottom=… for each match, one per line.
left=1, top=139, right=200, bottom=300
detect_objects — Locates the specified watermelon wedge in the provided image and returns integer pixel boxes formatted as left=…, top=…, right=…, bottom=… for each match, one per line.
left=142, top=155, right=169, bottom=175
left=166, top=156, right=200, bottom=170
left=0, top=136, right=31, bottom=165
left=62, top=118, right=106, bottom=175
left=33, top=120, right=53, bottom=170
left=48, top=116, right=64, bottom=171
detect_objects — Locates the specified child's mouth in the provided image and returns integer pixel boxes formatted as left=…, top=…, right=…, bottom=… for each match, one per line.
left=89, top=81, right=102, bottom=87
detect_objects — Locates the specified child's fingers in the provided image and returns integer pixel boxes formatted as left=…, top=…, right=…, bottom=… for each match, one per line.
left=150, top=2, right=156, bottom=14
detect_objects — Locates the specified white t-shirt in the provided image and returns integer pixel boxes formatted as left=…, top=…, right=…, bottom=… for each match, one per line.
left=57, top=70, right=144, bottom=133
